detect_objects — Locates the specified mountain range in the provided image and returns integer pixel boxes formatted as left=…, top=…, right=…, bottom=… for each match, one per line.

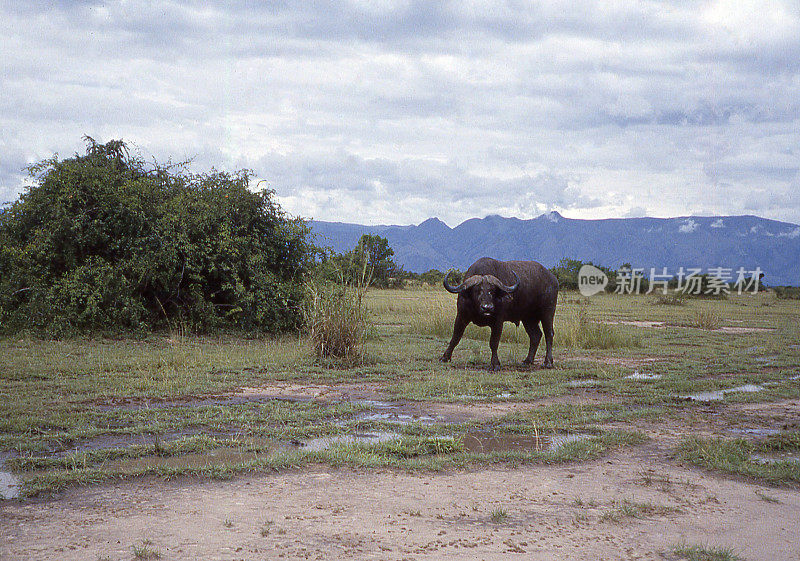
left=310, top=212, right=800, bottom=286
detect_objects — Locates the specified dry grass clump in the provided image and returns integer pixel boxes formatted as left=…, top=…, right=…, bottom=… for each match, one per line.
left=305, top=280, right=370, bottom=363
left=694, top=308, right=723, bottom=329
left=559, top=303, right=640, bottom=349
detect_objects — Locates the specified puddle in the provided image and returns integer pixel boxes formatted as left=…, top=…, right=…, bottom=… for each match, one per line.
left=719, top=327, right=775, bottom=333
left=0, top=452, right=21, bottom=500
left=302, top=432, right=401, bottom=452
left=350, top=400, right=463, bottom=425
left=66, top=429, right=244, bottom=457
left=91, top=383, right=390, bottom=412
left=356, top=412, right=441, bottom=424
left=626, top=371, right=662, bottom=381
left=751, top=453, right=800, bottom=465
left=92, top=394, right=305, bottom=411
left=729, top=428, right=784, bottom=437
left=0, top=471, right=21, bottom=500
left=461, top=431, right=590, bottom=453
left=603, top=320, right=666, bottom=328
left=102, top=444, right=289, bottom=474
left=356, top=400, right=396, bottom=409
left=676, top=384, right=764, bottom=402
left=567, top=379, right=600, bottom=387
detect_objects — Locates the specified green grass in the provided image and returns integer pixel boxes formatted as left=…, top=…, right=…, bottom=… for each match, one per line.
left=131, top=539, right=162, bottom=560
left=2, top=288, right=800, bottom=495
left=678, top=435, right=800, bottom=486
left=489, top=507, right=509, bottom=523
left=599, top=498, right=680, bottom=522
left=18, top=429, right=645, bottom=497
left=694, top=308, right=723, bottom=330
left=409, top=298, right=641, bottom=349
left=670, top=543, right=743, bottom=561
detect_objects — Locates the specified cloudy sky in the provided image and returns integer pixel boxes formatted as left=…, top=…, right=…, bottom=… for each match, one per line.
left=1, top=1, right=799, bottom=226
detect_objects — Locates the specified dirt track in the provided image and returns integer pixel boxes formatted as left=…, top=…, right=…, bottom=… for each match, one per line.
left=3, top=446, right=798, bottom=561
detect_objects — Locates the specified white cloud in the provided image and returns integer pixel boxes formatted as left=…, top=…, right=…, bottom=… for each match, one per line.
left=710, top=218, right=725, bottom=228
left=1, top=2, right=800, bottom=226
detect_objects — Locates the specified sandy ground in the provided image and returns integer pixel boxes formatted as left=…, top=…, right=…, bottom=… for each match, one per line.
left=2, top=445, right=799, bottom=561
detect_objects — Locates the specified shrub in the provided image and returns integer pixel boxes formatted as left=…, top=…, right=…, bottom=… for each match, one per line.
left=694, top=308, right=722, bottom=330
left=314, top=234, right=400, bottom=289
left=652, top=293, right=687, bottom=306
left=305, top=282, right=370, bottom=363
left=0, top=137, right=312, bottom=335
left=305, top=256, right=373, bottom=363
left=774, top=286, right=800, bottom=300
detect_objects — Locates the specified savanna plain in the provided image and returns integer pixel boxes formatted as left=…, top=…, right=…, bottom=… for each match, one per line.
left=1, top=288, right=799, bottom=561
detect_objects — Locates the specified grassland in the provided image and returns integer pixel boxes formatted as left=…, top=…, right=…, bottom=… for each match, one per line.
left=1, top=288, right=799, bottom=497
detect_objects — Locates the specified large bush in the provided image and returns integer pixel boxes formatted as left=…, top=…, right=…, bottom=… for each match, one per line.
left=0, top=138, right=312, bottom=335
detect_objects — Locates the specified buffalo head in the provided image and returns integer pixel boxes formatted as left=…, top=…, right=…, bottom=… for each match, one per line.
left=443, top=271, right=519, bottom=319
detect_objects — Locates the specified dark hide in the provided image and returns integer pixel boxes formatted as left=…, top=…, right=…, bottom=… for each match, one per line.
left=440, top=257, right=559, bottom=370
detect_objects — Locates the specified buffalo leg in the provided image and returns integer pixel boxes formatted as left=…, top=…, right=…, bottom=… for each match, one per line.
left=521, top=320, right=542, bottom=365
left=489, top=323, right=504, bottom=370
left=541, top=310, right=555, bottom=368
left=440, top=315, right=467, bottom=362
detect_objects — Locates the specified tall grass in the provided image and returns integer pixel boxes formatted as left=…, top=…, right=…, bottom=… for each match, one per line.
left=305, top=266, right=371, bottom=363
left=410, top=300, right=639, bottom=349
left=652, top=293, right=687, bottom=306
left=694, top=307, right=723, bottom=329
left=559, top=303, right=641, bottom=349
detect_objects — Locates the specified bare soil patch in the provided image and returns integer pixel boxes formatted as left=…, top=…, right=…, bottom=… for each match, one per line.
left=3, top=448, right=798, bottom=561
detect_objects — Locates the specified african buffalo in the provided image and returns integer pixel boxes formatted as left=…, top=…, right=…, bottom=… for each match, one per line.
left=440, top=257, right=558, bottom=370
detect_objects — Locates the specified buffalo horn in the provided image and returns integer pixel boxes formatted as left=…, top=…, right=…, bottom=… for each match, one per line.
left=443, top=271, right=484, bottom=293
left=485, top=271, right=519, bottom=293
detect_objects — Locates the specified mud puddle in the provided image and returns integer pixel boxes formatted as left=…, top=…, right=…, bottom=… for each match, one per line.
left=729, top=428, right=784, bottom=437
left=91, top=383, right=388, bottom=412
left=603, top=320, right=666, bottom=328
left=28, top=428, right=247, bottom=460
left=0, top=471, right=20, bottom=500
left=751, top=452, right=800, bottom=465
left=461, top=431, right=591, bottom=453
left=566, top=379, right=601, bottom=387
left=302, top=431, right=401, bottom=452
left=0, top=453, right=20, bottom=500
left=355, top=411, right=442, bottom=424
left=101, top=441, right=292, bottom=474
left=676, top=384, right=764, bottom=402
left=92, top=394, right=304, bottom=411
left=626, top=371, right=662, bottom=381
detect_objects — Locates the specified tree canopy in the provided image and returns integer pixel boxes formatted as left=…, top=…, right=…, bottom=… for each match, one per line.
left=314, top=234, right=400, bottom=288
left=0, top=137, right=313, bottom=335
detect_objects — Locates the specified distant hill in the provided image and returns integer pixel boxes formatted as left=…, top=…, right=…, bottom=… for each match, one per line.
left=310, top=212, right=800, bottom=286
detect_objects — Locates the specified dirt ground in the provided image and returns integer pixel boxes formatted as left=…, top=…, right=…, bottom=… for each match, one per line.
left=2, top=443, right=799, bottom=561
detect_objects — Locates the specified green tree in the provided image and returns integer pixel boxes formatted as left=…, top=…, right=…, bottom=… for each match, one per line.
left=311, top=234, right=401, bottom=288
left=0, top=137, right=313, bottom=335
left=419, top=269, right=446, bottom=286
left=354, top=234, right=399, bottom=288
